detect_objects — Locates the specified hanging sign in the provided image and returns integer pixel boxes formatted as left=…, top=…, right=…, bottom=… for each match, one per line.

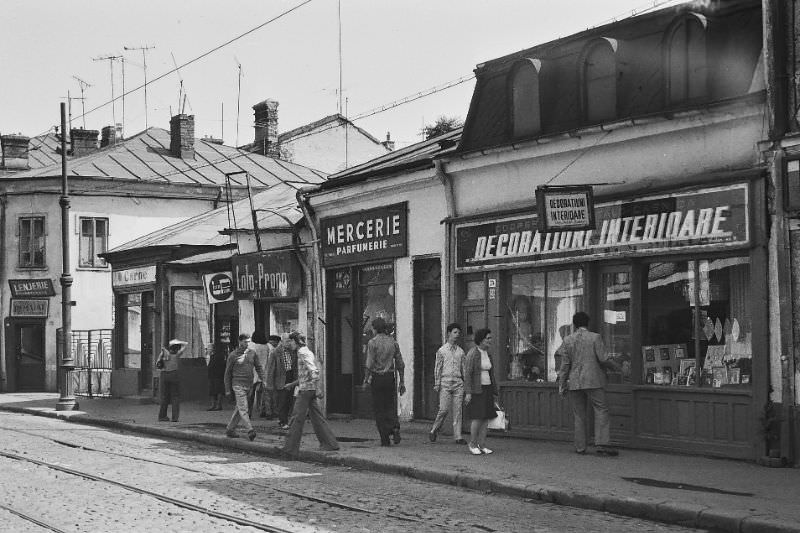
left=320, top=203, right=408, bottom=267
left=203, top=271, right=234, bottom=304
left=231, top=250, right=302, bottom=299
left=10, top=299, right=49, bottom=317
left=8, top=278, right=56, bottom=297
left=112, top=266, right=156, bottom=287
left=456, top=184, right=749, bottom=270
left=536, top=185, right=595, bottom=231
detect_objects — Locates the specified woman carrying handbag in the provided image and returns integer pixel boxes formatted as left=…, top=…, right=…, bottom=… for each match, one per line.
left=463, top=328, right=499, bottom=455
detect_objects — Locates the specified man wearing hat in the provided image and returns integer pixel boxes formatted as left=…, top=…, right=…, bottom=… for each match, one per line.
left=157, top=339, right=187, bottom=422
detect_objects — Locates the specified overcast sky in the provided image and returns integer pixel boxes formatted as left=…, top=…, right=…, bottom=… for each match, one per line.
left=1, top=0, right=683, bottom=150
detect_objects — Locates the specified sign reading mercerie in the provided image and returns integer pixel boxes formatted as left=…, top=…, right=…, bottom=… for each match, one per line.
left=321, top=203, right=408, bottom=267
left=536, top=185, right=595, bottom=231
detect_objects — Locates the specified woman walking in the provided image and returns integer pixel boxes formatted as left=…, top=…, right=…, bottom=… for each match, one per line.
left=463, top=328, right=499, bottom=455
left=224, top=333, right=265, bottom=441
left=281, top=331, right=339, bottom=459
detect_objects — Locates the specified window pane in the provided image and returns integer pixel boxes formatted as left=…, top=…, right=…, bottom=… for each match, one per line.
left=270, top=302, right=298, bottom=335
left=546, top=269, right=584, bottom=382
left=507, top=272, right=546, bottom=381
left=123, top=304, right=142, bottom=368
left=512, top=61, right=541, bottom=138
left=465, top=280, right=484, bottom=300
left=585, top=44, right=616, bottom=122
left=95, top=219, right=108, bottom=266
left=79, top=220, right=93, bottom=267
left=600, top=269, right=632, bottom=383
left=173, top=289, right=211, bottom=360
left=19, top=219, right=31, bottom=265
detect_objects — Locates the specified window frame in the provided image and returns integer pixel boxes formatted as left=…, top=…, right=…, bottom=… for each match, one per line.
left=78, top=216, right=109, bottom=269
left=579, top=38, right=618, bottom=124
left=664, top=13, right=708, bottom=107
left=509, top=58, right=543, bottom=139
left=18, top=215, right=46, bottom=269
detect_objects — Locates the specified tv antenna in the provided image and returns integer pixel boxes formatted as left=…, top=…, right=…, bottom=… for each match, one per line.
left=170, top=52, right=190, bottom=115
left=93, top=54, right=122, bottom=130
left=234, top=57, right=242, bottom=147
left=124, top=44, right=155, bottom=127
left=71, top=75, right=92, bottom=129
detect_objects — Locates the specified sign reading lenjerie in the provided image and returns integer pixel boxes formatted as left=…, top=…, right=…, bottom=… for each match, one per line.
left=456, top=184, right=748, bottom=269
left=231, top=251, right=302, bottom=299
left=321, top=203, right=408, bottom=267
left=536, top=185, right=595, bottom=231
left=8, top=278, right=56, bottom=297
left=203, top=271, right=234, bottom=304
left=10, top=299, right=49, bottom=317
left=112, top=266, right=157, bottom=287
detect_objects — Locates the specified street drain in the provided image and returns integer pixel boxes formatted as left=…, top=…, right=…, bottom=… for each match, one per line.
left=622, top=477, right=753, bottom=496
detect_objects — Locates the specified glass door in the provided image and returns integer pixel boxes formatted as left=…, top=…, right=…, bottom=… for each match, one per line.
left=599, top=266, right=632, bottom=384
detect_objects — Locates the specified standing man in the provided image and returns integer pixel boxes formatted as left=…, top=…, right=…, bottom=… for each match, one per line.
left=429, top=322, right=467, bottom=444
left=224, top=333, right=265, bottom=441
left=557, top=311, right=619, bottom=456
left=363, top=317, right=405, bottom=446
left=261, top=335, right=282, bottom=419
left=156, top=339, right=187, bottom=422
left=273, top=333, right=296, bottom=430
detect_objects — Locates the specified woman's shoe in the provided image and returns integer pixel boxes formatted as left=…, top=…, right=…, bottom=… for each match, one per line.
left=468, top=443, right=482, bottom=455
left=480, top=447, right=493, bottom=455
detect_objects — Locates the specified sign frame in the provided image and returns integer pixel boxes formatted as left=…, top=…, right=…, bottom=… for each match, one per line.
left=10, top=298, right=50, bottom=317
left=231, top=250, right=303, bottom=300
left=203, top=271, right=235, bottom=304
left=320, top=202, right=408, bottom=268
left=536, top=185, right=595, bottom=232
left=8, top=278, right=56, bottom=298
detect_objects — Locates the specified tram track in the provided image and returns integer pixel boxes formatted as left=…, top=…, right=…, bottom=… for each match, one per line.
left=0, top=502, right=70, bottom=533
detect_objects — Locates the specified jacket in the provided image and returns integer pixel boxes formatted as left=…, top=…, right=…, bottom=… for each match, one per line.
left=224, top=346, right=265, bottom=393
left=265, top=342, right=288, bottom=391
left=556, top=327, right=609, bottom=390
left=463, top=345, right=498, bottom=396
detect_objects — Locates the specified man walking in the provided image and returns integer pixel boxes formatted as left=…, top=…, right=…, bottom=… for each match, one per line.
left=557, top=311, right=619, bottom=456
left=429, top=322, right=467, bottom=444
left=261, top=335, right=282, bottom=419
left=363, top=317, right=406, bottom=446
left=225, top=333, right=265, bottom=441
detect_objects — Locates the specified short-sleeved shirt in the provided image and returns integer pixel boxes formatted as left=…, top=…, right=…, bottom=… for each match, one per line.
left=365, top=333, right=404, bottom=375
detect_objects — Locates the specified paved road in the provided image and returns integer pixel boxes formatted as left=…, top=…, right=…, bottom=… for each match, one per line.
left=0, top=411, right=712, bottom=533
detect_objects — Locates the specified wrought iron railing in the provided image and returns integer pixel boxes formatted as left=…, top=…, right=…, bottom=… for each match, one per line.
left=59, top=329, right=113, bottom=398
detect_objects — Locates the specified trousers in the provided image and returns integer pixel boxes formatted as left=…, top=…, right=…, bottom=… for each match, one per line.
left=431, top=381, right=464, bottom=440
left=282, top=390, right=339, bottom=456
left=569, top=387, right=611, bottom=451
left=227, top=384, right=253, bottom=432
left=370, top=372, right=399, bottom=445
left=158, top=371, right=180, bottom=421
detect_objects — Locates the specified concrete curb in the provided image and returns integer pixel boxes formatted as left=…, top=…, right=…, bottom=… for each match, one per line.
left=2, top=405, right=798, bottom=533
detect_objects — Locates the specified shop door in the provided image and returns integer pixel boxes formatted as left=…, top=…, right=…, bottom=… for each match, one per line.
left=140, top=292, right=155, bottom=390
left=15, top=322, right=46, bottom=391
left=328, top=297, right=354, bottom=414
left=413, top=259, right=441, bottom=420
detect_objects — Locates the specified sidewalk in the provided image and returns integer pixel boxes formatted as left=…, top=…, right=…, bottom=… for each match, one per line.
left=0, top=393, right=797, bottom=533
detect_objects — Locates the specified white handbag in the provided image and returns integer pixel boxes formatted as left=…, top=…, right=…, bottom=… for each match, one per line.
left=488, top=403, right=509, bottom=431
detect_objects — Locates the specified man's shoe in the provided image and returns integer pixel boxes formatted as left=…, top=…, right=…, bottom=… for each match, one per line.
left=158, top=417, right=169, bottom=422
left=226, top=431, right=239, bottom=438
left=596, top=447, right=619, bottom=456
left=392, top=428, right=401, bottom=445
left=279, top=423, right=290, bottom=430
left=428, top=430, right=437, bottom=443
left=575, top=449, right=586, bottom=455
left=468, top=443, right=482, bottom=455
left=248, top=430, right=257, bottom=441
left=480, top=447, right=493, bottom=455
left=455, top=438, right=468, bottom=445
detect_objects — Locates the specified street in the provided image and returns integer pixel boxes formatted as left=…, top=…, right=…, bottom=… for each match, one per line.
left=0, top=411, right=710, bottom=533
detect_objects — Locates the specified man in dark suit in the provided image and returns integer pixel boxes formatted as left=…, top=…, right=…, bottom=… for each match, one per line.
left=557, top=312, right=619, bottom=456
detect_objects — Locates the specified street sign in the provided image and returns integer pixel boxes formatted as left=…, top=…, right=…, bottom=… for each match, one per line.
left=536, top=185, right=595, bottom=232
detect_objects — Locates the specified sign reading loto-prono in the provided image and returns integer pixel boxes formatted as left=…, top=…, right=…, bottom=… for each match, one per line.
left=321, top=203, right=408, bottom=267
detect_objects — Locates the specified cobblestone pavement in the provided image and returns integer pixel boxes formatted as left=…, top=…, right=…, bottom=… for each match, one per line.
left=0, top=411, right=712, bottom=533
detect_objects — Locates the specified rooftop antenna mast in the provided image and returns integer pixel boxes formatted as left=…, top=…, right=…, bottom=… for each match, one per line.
left=93, top=54, right=122, bottom=131
left=124, top=44, right=155, bottom=127
left=61, top=90, right=85, bottom=133
left=170, top=52, right=187, bottom=115
left=234, top=57, right=242, bottom=147
left=71, top=75, right=92, bottom=129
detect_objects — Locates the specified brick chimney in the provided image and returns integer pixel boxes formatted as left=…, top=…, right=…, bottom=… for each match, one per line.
left=1, top=134, right=30, bottom=170
left=70, top=128, right=99, bottom=157
left=252, top=99, right=279, bottom=158
left=381, top=132, right=395, bottom=151
left=169, top=114, right=195, bottom=159
left=101, top=125, right=117, bottom=148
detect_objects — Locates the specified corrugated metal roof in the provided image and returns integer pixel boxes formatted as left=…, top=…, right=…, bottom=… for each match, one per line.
left=6, top=128, right=327, bottom=186
left=319, top=127, right=462, bottom=187
left=107, top=181, right=311, bottom=254
left=27, top=133, right=64, bottom=168
left=167, top=248, right=236, bottom=266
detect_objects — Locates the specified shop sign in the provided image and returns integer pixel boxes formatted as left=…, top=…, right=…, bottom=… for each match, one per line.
left=8, top=278, right=55, bottom=297
left=203, top=271, right=234, bottom=304
left=231, top=250, right=302, bottom=299
left=536, top=185, right=595, bottom=231
left=320, top=203, right=408, bottom=267
left=10, top=299, right=49, bottom=317
left=456, top=184, right=749, bottom=269
left=112, top=266, right=156, bottom=287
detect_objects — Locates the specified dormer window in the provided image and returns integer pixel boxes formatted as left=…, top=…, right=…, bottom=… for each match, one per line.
left=582, top=39, right=618, bottom=123
left=510, top=58, right=542, bottom=138
left=666, top=14, right=708, bottom=105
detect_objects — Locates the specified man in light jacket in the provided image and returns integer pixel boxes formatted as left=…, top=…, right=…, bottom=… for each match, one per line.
left=557, top=311, right=619, bottom=456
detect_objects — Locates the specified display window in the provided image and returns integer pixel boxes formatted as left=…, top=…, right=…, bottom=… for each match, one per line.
left=172, top=288, right=212, bottom=360
left=600, top=266, right=632, bottom=383
left=269, top=302, right=299, bottom=334
left=506, top=268, right=584, bottom=382
left=641, top=256, right=751, bottom=388
left=120, top=293, right=142, bottom=369
left=358, top=263, right=396, bottom=378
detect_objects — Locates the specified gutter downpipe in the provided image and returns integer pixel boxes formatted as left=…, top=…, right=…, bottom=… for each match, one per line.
left=0, top=194, right=6, bottom=390
left=435, top=159, right=457, bottom=324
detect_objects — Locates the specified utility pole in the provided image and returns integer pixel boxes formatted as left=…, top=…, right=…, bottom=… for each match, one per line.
left=121, top=57, right=126, bottom=138
left=56, top=102, right=75, bottom=412
left=71, top=75, right=91, bottom=129
left=124, top=45, right=155, bottom=127
left=93, top=54, right=122, bottom=130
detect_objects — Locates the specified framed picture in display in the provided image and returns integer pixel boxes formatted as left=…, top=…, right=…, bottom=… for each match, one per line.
left=728, top=368, right=741, bottom=384
left=659, top=346, right=671, bottom=361
left=673, top=345, right=687, bottom=359
left=643, top=346, right=656, bottom=362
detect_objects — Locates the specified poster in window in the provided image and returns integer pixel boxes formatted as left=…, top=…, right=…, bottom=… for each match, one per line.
left=712, top=367, right=727, bottom=388
left=728, top=368, right=741, bottom=385
left=674, top=345, right=686, bottom=359
left=659, top=346, right=671, bottom=361
left=704, top=345, right=725, bottom=370
left=644, top=346, right=655, bottom=362
left=678, top=359, right=696, bottom=386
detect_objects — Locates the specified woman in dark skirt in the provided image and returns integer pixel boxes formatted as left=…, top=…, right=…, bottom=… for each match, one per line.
left=463, top=328, right=498, bottom=455
left=207, top=348, right=227, bottom=411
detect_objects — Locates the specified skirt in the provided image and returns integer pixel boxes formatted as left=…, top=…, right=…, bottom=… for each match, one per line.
left=209, top=378, right=226, bottom=396
left=467, top=385, right=496, bottom=420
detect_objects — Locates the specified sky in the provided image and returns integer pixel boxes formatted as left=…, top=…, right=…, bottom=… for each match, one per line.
left=1, top=0, right=684, bottom=150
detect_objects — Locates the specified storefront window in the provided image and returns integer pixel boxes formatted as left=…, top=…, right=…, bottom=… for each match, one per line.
left=173, top=289, right=211, bottom=361
left=642, top=257, right=751, bottom=387
left=121, top=293, right=141, bottom=369
left=507, top=268, right=584, bottom=382
left=600, top=268, right=632, bottom=383
left=359, top=264, right=395, bottom=380
left=269, top=302, right=298, bottom=334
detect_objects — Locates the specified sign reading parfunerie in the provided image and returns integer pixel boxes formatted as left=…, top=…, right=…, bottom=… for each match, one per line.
left=456, top=184, right=749, bottom=269
left=320, top=203, right=408, bottom=267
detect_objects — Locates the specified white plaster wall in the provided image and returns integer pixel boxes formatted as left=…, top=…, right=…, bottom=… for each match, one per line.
left=283, top=124, right=389, bottom=174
